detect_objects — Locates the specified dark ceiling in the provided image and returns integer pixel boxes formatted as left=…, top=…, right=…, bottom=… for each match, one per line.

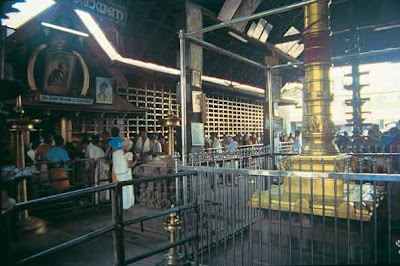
left=117, top=0, right=400, bottom=88
left=4, top=0, right=400, bottom=90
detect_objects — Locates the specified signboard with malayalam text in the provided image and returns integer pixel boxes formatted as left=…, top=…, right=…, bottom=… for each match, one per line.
left=41, top=94, right=93, bottom=105
left=61, top=0, right=127, bottom=25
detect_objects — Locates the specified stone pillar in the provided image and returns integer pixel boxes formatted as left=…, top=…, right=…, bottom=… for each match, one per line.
left=185, top=1, right=204, bottom=154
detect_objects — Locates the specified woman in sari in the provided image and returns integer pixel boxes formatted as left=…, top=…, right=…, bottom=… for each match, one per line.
left=112, top=139, right=135, bottom=210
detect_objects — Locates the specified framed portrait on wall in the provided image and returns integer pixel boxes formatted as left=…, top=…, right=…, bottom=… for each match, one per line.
left=191, top=69, right=202, bottom=88
left=191, top=122, right=205, bottom=146
left=192, top=90, right=202, bottom=113
left=43, top=50, right=77, bottom=95
left=96, top=77, right=113, bottom=104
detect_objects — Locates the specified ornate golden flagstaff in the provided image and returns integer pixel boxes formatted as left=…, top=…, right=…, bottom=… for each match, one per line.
left=252, top=0, right=373, bottom=221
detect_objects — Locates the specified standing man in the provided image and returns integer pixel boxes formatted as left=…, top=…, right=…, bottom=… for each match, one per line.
left=45, top=135, right=71, bottom=193
left=151, top=133, right=163, bottom=154
left=105, top=127, right=123, bottom=158
left=105, top=127, right=123, bottom=182
left=225, top=137, right=238, bottom=151
left=134, top=130, right=153, bottom=161
left=35, top=134, right=54, bottom=162
left=207, top=132, right=222, bottom=153
left=84, top=135, right=105, bottom=160
left=292, top=130, right=302, bottom=154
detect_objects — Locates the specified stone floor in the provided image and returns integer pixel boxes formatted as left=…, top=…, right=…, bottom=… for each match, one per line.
left=11, top=205, right=172, bottom=266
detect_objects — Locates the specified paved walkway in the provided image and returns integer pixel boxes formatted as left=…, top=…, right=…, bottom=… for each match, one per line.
left=12, top=206, right=170, bottom=266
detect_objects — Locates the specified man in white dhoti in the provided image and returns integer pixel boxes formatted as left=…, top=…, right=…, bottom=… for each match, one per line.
left=134, top=130, right=153, bottom=162
left=113, top=139, right=135, bottom=210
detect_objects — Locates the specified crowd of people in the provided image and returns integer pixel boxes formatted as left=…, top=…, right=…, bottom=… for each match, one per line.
left=334, top=123, right=400, bottom=152
left=279, top=130, right=302, bottom=154
left=27, top=128, right=169, bottom=165
left=25, top=128, right=171, bottom=210
left=205, top=132, right=263, bottom=152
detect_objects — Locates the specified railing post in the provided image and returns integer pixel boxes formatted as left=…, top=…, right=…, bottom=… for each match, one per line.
left=112, top=185, right=125, bottom=266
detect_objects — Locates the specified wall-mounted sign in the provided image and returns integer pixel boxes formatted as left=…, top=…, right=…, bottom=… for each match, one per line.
left=41, top=94, right=93, bottom=105
left=191, top=122, right=205, bottom=146
left=64, top=0, right=127, bottom=25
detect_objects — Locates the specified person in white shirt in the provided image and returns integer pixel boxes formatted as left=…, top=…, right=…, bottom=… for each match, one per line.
left=85, top=135, right=105, bottom=159
left=151, top=133, right=163, bottom=154
left=292, top=130, right=302, bottom=154
left=134, top=130, right=153, bottom=161
left=207, top=132, right=222, bottom=153
left=82, top=135, right=106, bottom=200
left=224, top=136, right=238, bottom=151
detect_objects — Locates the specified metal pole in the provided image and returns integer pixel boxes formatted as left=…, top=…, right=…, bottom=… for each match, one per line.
left=0, top=25, right=6, bottom=79
left=186, top=36, right=267, bottom=70
left=183, top=0, right=318, bottom=37
left=266, top=67, right=274, bottom=166
left=332, top=47, right=400, bottom=62
left=270, top=62, right=303, bottom=69
left=179, top=30, right=187, bottom=166
left=112, top=185, right=125, bottom=266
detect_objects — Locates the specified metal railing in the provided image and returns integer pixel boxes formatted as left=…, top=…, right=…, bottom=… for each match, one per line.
left=5, top=171, right=199, bottom=265
left=179, top=165, right=400, bottom=265
left=5, top=157, right=400, bottom=265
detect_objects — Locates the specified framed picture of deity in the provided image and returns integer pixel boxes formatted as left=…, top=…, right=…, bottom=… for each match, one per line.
left=192, top=90, right=202, bottom=113
left=43, top=50, right=77, bottom=95
left=96, top=77, right=113, bottom=104
left=191, top=69, right=202, bottom=88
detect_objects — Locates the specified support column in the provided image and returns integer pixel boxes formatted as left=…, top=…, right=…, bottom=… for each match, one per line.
left=301, top=0, right=338, bottom=156
left=184, top=2, right=204, bottom=158
left=60, top=117, right=72, bottom=144
left=252, top=0, right=368, bottom=221
left=264, top=56, right=279, bottom=160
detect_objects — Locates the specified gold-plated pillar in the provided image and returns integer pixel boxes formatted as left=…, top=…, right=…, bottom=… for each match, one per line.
left=302, top=0, right=338, bottom=156
left=251, top=0, right=371, bottom=221
left=284, top=0, right=350, bottom=197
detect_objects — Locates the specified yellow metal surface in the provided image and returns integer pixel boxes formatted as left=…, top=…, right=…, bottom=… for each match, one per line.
left=302, top=0, right=337, bottom=157
left=250, top=188, right=373, bottom=221
left=250, top=0, right=375, bottom=221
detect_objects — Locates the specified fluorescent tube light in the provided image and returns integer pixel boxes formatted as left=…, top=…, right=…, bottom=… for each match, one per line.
left=76, top=9, right=265, bottom=95
left=41, top=22, right=89, bottom=37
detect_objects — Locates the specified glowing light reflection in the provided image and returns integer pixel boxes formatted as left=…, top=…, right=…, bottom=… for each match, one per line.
left=2, top=0, right=56, bottom=29
left=76, top=9, right=265, bottom=94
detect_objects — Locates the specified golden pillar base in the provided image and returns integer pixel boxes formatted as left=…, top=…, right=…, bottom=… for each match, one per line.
left=282, top=154, right=351, bottom=197
left=251, top=154, right=379, bottom=221
left=250, top=188, right=373, bottom=221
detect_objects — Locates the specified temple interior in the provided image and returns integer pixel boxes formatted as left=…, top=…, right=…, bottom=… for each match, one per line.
left=1, top=0, right=400, bottom=265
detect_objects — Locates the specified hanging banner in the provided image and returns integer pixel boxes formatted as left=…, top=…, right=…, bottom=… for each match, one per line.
left=62, top=0, right=127, bottom=25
